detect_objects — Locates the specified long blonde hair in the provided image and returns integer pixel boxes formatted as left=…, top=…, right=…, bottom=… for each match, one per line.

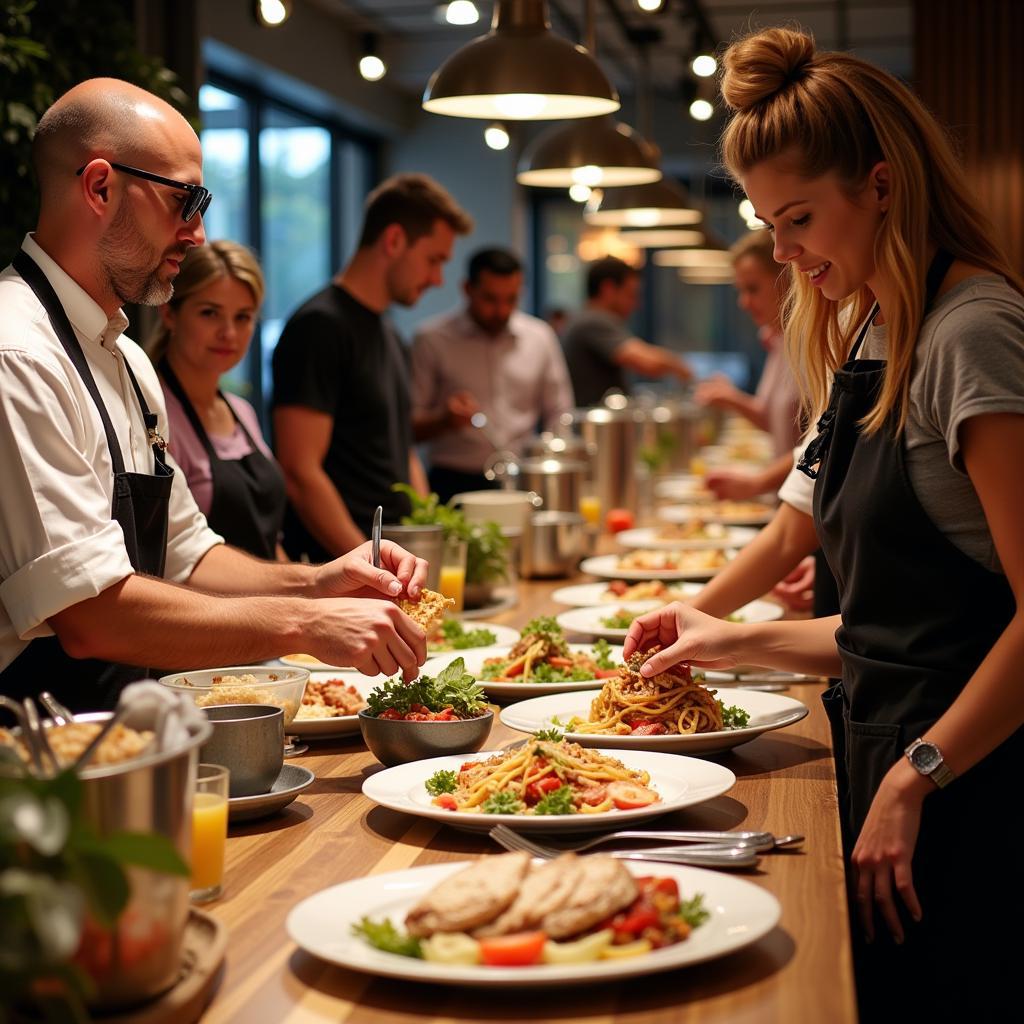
left=146, top=240, right=265, bottom=364
left=719, top=27, right=1023, bottom=433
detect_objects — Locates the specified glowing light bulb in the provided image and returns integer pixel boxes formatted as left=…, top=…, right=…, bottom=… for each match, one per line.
left=568, top=183, right=592, bottom=203
left=493, top=93, right=548, bottom=118
left=571, top=165, right=604, bottom=187
left=359, top=55, right=386, bottom=82
left=484, top=123, right=510, bottom=150
left=691, top=55, right=717, bottom=78
left=445, top=1, right=479, bottom=25
left=637, top=0, right=664, bottom=10
left=258, top=0, right=288, bottom=26
left=689, top=99, right=714, bottom=121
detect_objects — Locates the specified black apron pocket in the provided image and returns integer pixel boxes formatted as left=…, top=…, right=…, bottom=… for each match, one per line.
left=845, top=719, right=904, bottom=840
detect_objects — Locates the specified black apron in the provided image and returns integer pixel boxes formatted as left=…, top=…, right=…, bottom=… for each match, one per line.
left=802, top=251, right=1020, bottom=1013
left=158, top=358, right=285, bottom=560
left=0, top=251, right=174, bottom=713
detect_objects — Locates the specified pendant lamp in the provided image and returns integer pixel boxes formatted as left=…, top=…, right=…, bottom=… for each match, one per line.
left=423, top=0, right=620, bottom=120
left=584, top=175, right=703, bottom=227
left=516, top=116, right=661, bottom=188
left=618, top=228, right=705, bottom=247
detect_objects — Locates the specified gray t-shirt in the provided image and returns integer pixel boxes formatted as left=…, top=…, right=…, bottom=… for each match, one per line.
left=860, top=275, right=1024, bottom=572
left=561, top=307, right=630, bottom=406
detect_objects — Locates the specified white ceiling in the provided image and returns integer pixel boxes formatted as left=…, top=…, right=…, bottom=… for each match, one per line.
left=310, top=0, right=913, bottom=100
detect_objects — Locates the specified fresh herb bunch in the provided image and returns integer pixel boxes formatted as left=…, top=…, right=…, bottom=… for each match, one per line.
left=678, top=893, right=710, bottom=928
left=0, top=748, right=189, bottom=1020
left=718, top=702, right=751, bottom=729
left=533, top=784, right=576, bottom=816
left=351, top=917, right=423, bottom=958
left=366, top=659, right=487, bottom=719
left=532, top=727, right=564, bottom=742
left=600, top=610, right=638, bottom=630
left=436, top=620, right=497, bottom=650
left=425, top=770, right=458, bottom=796
left=391, top=484, right=509, bottom=585
left=482, top=791, right=524, bottom=814
left=591, top=638, right=616, bottom=670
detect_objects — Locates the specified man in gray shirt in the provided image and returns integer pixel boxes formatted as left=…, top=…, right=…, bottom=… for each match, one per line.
left=562, top=256, right=693, bottom=406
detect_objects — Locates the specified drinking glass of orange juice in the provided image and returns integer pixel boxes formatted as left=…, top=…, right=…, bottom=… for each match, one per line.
left=579, top=490, right=602, bottom=528
left=191, top=763, right=229, bottom=903
left=439, top=536, right=467, bottom=613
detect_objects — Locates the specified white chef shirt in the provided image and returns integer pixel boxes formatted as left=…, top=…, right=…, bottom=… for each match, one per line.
left=0, top=234, right=223, bottom=671
left=777, top=432, right=815, bottom=515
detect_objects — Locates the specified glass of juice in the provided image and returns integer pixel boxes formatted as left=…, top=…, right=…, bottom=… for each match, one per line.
left=439, top=536, right=467, bottom=613
left=190, top=763, right=229, bottom=903
left=578, top=491, right=602, bottom=529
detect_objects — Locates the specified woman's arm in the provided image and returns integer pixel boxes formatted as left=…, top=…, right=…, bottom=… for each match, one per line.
left=852, top=412, right=1024, bottom=943
left=689, top=500, right=819, bottom=617
left=694, top=376, right=769, bottom=431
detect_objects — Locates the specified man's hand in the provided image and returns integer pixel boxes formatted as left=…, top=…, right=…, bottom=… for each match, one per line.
left=447, top=390, right=480, bottom=430
left=309, top=598, right=427, bottom=680
left=704, top=468, right=764, bottom=500
left=771, top=555, right=815, bottom=611
left=314, top=540, right=428, bottom=601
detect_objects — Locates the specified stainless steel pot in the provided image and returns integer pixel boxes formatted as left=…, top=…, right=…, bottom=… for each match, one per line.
left=521, top=511, right=586, bottom=578
left=516, top=457, right=587, bottom=513
left=634, top=395, right=703, bottom=474
left=74, top=710, right=212, bottom=1009
left=574, top=406, right=638, bottom=516
left=381, top=523, right=443, bottom=590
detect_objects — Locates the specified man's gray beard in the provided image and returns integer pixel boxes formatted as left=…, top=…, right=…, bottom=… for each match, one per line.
left=97, top=203, right=173, bottom=306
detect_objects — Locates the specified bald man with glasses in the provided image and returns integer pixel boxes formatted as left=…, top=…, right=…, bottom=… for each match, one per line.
left=0, top=79, right=430, bottom=713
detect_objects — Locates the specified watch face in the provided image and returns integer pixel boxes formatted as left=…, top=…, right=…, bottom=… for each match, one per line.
left=910, top=742, right=942, bottom=773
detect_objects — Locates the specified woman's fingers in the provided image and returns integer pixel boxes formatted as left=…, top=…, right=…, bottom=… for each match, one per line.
left=872, top=867, right=904, bottom=945
left=893, top=860, right=922, bottom=923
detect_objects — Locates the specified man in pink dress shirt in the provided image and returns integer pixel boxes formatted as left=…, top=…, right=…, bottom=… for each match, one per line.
left=411, top=248, right=575, bottom=501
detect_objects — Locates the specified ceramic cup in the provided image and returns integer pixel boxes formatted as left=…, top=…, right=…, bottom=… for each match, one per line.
left=199, top=704, right=284, bottom=797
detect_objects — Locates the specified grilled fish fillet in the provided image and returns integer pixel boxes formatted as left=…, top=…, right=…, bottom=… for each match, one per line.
left=540, top=855, right=638, bottom=940
left=404, top=851, right=531, bottom=937
left=473, top=853, right=582, bottom=938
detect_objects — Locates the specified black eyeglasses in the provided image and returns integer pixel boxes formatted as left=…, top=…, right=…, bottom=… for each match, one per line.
left=75, top=161, right=212, bottom=223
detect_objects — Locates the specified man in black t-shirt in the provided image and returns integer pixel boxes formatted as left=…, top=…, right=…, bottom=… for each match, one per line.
left=272, top=174, right=473, bottom=562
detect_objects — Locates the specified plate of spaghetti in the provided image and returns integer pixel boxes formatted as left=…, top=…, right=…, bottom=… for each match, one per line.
left=500, top=650, right=808, bottom=755
left=551, top=581, right=703, bottom=607
left=361, top=739, right=735, bottom=833
left=556, top=600, right=785, bottom=641
left=657, top=501, right=775, bottom=527
left=616, top=524, right=758, bottom=551
left=580, top=551, right=733, bottom=581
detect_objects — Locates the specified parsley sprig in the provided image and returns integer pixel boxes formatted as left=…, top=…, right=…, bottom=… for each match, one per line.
left=351, top=917, right=423, bottom=958
left=365, top=658, right=487, bottom=719
left=533, top=784, right=576, bottom=815
left=425, top=769, right=458, bottom=795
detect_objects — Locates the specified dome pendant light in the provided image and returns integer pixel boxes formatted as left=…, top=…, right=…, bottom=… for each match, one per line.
left=584, top=174, right=702, bottom=227
left=516, top=115, right=661, bottom=187
left=422, top=0, right=620, bottom=120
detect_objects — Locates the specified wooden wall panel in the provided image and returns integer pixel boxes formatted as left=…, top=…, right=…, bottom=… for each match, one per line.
left=914, top=0, right=1024, bottom=272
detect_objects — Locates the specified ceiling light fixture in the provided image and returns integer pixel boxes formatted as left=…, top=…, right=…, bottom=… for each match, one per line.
left=359, top=34, right=386, bottom=82
left=636, top=0, right=665, bottom=10
left=422, top=0, right=619, bottom=120
left=569, top=183, right=593, bottom=202
left=484, top=122, right=511, bottom=150
left=691, top=54, right=717, bottom=77
left=689, top=98, right=714, bottom=121
left=254, top=0, right=291, bottom=27
left=653, top=248, right=733, bottom=268
left=618, top=228, right=705, bottom=248
left=444, top=1, right=480, bottom=25
left=584, top=176, right=702, bottom=227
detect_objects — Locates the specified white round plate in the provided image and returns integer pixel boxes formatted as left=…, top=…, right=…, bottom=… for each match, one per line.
left=287, top=860, right=780, bottom=988
left=616, top=525, right=757, bottom=551
left=658, top=503, right=775, bottom=527
left=427, top=621, right=520, bottom=654
left=420, top=645, right=620, bottom=699
left=654, top=474, right=714, bottom=503
left=361, top=749, right=735, bottom=833
left=500, top=688, right=809, bottom=755
left=551, top=581, right=703, bottom=607
left=580, top=553, right=732, bottom=582
left=289, top=670, right=381, bottom=738
left=555, top=602, right=662, bottom=641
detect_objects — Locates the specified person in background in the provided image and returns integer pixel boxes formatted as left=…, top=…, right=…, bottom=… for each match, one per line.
left=627, top=27, right=1024, bottom=1017
left=561, top=256, right=693, bottom=407
left=272, top=173, right=473, bottom=561
left=0, top=80, right=429, bottom=713
left=411, top=247, right=574, bottom=501
left=545, top=306, right=569, bottom=338
left=695, top=229, right=802, bottom=499
left=147, top=241, right=286, bottom=561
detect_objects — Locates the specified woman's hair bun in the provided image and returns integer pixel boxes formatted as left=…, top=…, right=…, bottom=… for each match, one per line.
left=720, top=28, right=816, bottom=111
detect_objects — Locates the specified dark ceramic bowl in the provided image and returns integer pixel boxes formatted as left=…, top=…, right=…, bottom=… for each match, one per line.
left=357, top=709, right=493, bottom=767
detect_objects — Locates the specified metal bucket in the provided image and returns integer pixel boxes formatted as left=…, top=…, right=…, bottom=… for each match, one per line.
left=635, top=396, right=703, bottom=474
left=74, top=710, right=212, bottom=1010
left=381, top=523, right=443, bottom=591
left=575, top=406, right=638, bottom=516
left=521, top=511, right=587, bottom=578
left=517, top=457, right=587, bottom=514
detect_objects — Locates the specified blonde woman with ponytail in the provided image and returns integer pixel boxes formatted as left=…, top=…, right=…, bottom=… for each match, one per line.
left=625, top=27, right=1024, bottom=1016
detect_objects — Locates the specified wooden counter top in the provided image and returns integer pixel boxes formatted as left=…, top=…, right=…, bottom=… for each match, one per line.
left=202, top=577, right=857, bottom=1024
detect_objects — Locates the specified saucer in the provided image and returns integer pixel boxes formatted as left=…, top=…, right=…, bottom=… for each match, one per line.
left=228, top=764, right=315, bottom=823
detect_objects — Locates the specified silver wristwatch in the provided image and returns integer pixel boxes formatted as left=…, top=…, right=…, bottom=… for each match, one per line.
left=904, top=738, right=955, bottom=789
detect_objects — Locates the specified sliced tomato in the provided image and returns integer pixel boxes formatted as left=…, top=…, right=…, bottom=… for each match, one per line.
left=613, top=905, right=661, bottom=938
left=433, top=794, right=458, bottom=811
left=525, top=776, right=564, bottom=804
left=648, top=876, right=679, bottom=899
left=478, top=931, right=547, bottom=967
left=504, top=657, right=527, bottom=677
left=578, top=784, right=608, bottom=805
left=605, top=508, right=634, bottom=533
left=595, top=668, right=620, bottom=678
left=378, top=708, right=403, bottom=720
left=607, top=580, right=628, bottom=595
left=547, top=656, right=573, bottom=668
left=607, top=781, right=659, bottom=809
left=629, top=721, right=667, bottom=736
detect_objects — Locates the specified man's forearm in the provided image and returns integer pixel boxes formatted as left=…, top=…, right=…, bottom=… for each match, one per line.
left=284, top=466, right=365, bottom=557
left=49, top=574, right=308, bottom=669
left=187, top=543, right=317, bottom=596
left=719, top=391, right=769, bottom=431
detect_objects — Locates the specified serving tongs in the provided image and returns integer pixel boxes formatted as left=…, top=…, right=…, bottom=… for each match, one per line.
left=0, top=695, right=58, bottom=777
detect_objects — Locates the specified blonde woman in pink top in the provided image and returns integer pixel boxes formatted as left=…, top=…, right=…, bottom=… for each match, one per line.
left=147, top=242, right=287, bottom=559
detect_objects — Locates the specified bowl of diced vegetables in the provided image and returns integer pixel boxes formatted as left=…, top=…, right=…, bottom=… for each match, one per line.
left=358, top=659, right=494, bottom=767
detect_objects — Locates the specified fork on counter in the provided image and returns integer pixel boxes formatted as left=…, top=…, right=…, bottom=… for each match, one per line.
left=492, top=826, right=801, bottom=854
left=489, top=825, right=762, bottom=869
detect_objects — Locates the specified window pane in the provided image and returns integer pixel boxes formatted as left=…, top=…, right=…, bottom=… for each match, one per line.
left=259, top=106, right=332, bottom=402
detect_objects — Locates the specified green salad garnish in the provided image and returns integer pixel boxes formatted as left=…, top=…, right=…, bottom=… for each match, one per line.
left=431, top=620, right=498, bottom=650
left=425, top=769, right=458, bottom=795
left=482, top=791, right=524, bottom=815
left=351, top=917, right=422, bottom=958
left=718, top=702, right=751, bottom=729
left=366, top=658, right=486, bottom=718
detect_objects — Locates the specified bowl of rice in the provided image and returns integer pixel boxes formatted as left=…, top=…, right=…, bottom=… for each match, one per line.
left=157, top=666, right=309, bottom=726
